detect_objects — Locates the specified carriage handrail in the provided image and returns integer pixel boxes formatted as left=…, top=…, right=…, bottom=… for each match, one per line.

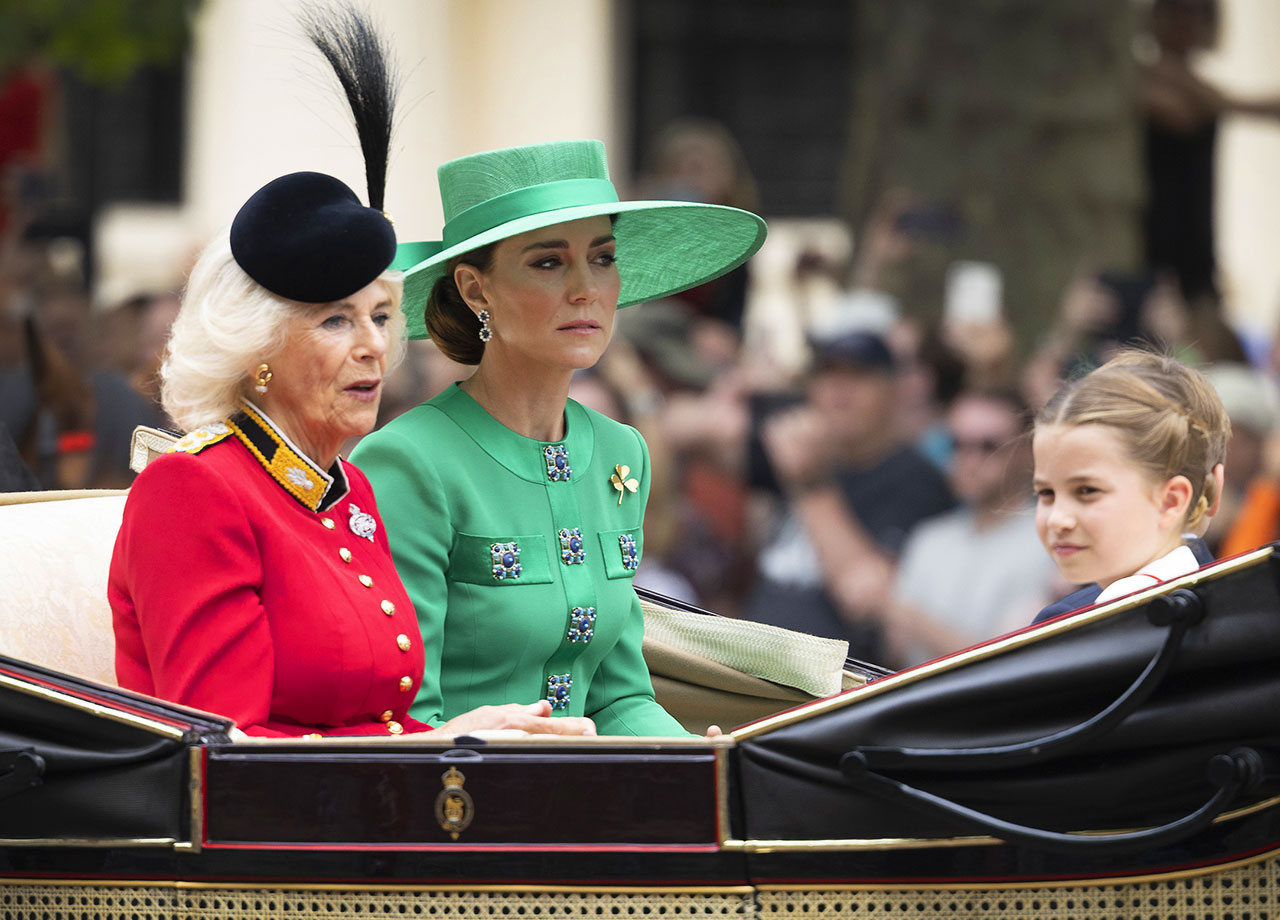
left=838, top=745, right=1275, bottom=855
left=850, top=587, right=1204, bottom=773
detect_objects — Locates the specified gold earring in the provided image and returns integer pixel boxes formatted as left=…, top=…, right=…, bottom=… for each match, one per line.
left=254, top=363, right=273, bottom=394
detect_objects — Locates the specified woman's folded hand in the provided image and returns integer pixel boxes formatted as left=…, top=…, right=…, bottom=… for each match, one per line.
left=439, top=700, right=597, bottom=737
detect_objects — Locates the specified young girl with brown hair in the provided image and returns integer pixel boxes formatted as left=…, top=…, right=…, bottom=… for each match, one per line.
left=1032, top=349, right=1230, bottom=619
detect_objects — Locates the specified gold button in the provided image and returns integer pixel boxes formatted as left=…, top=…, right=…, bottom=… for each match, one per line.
left=302, top=733, right=323, bottom=740
left=399, top=676, right=412, bottom=692
left=396, top=633, right=411, bottom=652
left=321, top=518, right=336, bottom=530
left=339, top=547, right=352, bottom=563
left=386, top=720, right=404, bottom=735
left=380, top=599, right=396, bottom=616
left=358, top=574, right=373, bottom=588
left=379, top=709, right=393, bottom=722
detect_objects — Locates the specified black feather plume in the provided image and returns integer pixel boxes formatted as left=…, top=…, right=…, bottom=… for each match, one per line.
left=300, top=3, right=399, bottom=212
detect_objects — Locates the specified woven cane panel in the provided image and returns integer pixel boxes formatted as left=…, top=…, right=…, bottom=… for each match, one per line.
left=0, top=885, right=754, bottom=919
left=757, top=852, right=1278, bottom=920
left=4, top=857, right=1276, bottom=920
left=1, top=884, right=174, bottom=920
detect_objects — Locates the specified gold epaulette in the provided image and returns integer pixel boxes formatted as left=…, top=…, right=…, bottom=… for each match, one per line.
left=170, top=423, right=234, bottom=456
left=129, top=423, right=234, bottom=473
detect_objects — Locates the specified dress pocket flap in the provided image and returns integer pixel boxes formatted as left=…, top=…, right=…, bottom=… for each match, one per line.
left=450, top=532, right=553, bottom=586
left=598, top=528, right=643, bottom=580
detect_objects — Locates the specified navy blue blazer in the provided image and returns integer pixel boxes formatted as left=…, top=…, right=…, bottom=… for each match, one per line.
left=1032, top=538, right=1214, bottom=624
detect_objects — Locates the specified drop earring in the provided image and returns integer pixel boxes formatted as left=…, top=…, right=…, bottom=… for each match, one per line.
left=477, top=309, right=492, bottom=343
left=254, top=363, right=273, bottom=394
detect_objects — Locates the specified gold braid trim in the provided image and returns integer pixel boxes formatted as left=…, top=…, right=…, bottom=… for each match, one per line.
left=228, top=403, right=330, bottom=512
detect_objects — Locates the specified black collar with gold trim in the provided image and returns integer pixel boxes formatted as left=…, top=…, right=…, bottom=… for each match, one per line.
left=168, top=403, right=351, bottom=512
left=224, top=402, right=349, bottom=512
left=228, top=401, right=349, bottom=512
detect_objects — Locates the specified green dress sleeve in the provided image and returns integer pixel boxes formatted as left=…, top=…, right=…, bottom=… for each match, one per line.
left=587, top=590, right=690, bottom=735
left=350, top=425, right=447, bottom=727
left=584, top=430, right=689, bottom=736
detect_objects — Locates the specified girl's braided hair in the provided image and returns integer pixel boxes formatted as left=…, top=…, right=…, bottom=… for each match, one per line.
left=1037, top=349, right=1230, bottom=530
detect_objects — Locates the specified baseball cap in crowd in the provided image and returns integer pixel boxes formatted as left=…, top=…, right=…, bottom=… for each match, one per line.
left=1204, top=361, right=1280, bottom=436
left=808, top=328, right=896, bottom=374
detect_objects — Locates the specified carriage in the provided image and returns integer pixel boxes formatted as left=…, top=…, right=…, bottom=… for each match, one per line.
left=2, top=478, right=1278, bottom=919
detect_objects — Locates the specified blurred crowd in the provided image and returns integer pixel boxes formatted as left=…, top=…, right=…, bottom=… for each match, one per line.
left=9, top=0, right=1280, bottom=671
left=0, top=222, right=179, bottom=492
left=566, top=131, right=1280, bottom=670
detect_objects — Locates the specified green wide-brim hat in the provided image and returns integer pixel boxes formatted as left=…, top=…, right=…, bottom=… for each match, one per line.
left=392, top=139, right=767, bottom=340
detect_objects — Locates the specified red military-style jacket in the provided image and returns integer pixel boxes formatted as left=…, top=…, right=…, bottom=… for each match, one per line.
left=109, top=402, right=430, bottom=737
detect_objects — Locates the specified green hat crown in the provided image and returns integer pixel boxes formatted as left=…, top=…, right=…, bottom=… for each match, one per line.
left=397, top=138, right=767, bottom=341
left=439, top=140, right=614, bottom=234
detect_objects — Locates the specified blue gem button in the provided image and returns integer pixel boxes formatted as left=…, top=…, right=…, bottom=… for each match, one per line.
left=558, top=527, right=585, bottom=565
left=618, top=534, right=639, bottom=571
left=490, top=541, right=522, bottom=580
left=546, top=673, right=572, bottom=710
left=567, top=606, right=596, bottom=643
left=543, top=445, right=571, bottom=482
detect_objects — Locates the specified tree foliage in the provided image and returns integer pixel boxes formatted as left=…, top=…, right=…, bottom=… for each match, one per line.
left=0, top=0, right=200, bottom=84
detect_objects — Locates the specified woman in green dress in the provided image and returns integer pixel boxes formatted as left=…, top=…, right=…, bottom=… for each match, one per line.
left=351, top=140, right=765, bottom=735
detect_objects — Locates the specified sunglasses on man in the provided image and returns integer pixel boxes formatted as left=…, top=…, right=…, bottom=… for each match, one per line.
left=949, top=435, right=1008, bottom=455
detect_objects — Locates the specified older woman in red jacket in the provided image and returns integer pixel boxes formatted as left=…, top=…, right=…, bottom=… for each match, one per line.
left=108, top=11, right=591, bottom=741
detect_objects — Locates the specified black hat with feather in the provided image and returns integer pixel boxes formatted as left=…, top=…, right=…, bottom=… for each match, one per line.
left=229, top=4, right=398, bottom=304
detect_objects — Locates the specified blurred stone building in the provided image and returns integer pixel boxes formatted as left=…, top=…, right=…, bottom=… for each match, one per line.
left=840, top=0, right=1144, bottom=351
left=5, top=0, right=1280, bottom=344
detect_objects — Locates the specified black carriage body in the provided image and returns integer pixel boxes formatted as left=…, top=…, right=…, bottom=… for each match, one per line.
left=730, top=548, right=1280, bottom=885
left=3, top=550, right=1280, bottom=916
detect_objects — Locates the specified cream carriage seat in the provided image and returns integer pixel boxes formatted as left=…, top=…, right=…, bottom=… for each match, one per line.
left=0, top=488, right=127, bottom=686
left=0, top=429, right=175, bottom=686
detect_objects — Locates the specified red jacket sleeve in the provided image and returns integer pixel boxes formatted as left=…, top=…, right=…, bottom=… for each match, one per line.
left=111, top=454, right=290, bottom=735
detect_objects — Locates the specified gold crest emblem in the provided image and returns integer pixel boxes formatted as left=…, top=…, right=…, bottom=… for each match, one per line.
left=434, top=766, right=475, bottom=840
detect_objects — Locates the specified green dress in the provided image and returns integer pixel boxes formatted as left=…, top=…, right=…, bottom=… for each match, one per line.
left=350, top=384, right=688, bottom=736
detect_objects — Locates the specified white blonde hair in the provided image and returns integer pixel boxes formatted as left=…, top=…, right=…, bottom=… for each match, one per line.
left=161, top=234, right=406, bottom=431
